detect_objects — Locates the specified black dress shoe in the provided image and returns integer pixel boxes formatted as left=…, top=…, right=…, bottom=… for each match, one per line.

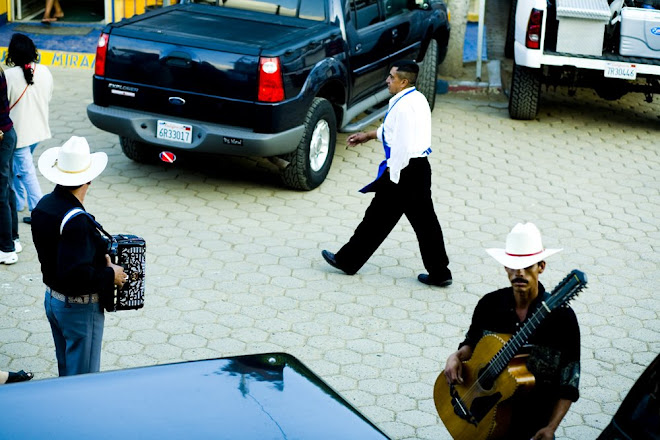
left=23, top=216, right=31, bottom=225
left=321, top=250, right=354, bottom=275
left=418, top=273, right=452, bottom=287
left=6, top=370, right=34, bottom=383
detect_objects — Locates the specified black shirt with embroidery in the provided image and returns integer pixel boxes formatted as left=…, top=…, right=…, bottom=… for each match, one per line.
left=458, top=283, right=581, bottom=439
left=31, top=185, right=114, bottom=297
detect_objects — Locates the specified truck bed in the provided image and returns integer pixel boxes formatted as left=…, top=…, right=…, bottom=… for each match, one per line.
left=111, top=3, right=333, bottom=53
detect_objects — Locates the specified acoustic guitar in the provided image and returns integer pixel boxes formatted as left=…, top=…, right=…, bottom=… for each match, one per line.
left=434, top=269, right=587, bottom=440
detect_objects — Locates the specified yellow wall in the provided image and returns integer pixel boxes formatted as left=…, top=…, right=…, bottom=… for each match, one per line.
left=0, top=47, right=96, bottom=68
left=113, top=0, right=163, bottom=21
left=1, top=0, right=179, bottom=23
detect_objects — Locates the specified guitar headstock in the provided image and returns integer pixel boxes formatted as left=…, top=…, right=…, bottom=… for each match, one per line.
left=545, top=269, right=587, bottom=311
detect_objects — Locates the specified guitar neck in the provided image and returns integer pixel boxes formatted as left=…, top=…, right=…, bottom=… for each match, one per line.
left=485, top=304, right=550, bottom=380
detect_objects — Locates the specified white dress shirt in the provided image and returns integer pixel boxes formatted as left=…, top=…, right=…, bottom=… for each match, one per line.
left=376, top=87, right=432, bottom=184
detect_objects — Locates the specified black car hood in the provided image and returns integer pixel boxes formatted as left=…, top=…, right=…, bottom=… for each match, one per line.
left=0, top=353, right=390, bottom=439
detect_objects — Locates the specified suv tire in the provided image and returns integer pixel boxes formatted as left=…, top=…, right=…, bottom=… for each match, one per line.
left=509, top=63, right=541, bottom=120
left=281, top=97, right=336, bottom=191
left=417, top=39, right=439, bottom=111
left=120, top=136, right=158, bottom=164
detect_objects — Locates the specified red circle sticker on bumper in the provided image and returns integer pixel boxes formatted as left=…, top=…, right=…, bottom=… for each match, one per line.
left=159, top=151, right=176, bottom=163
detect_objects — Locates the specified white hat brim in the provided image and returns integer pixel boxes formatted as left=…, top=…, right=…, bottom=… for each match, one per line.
left=486, top=248, right=562, bottom=270
left=38, top=147, right=108, bottom=186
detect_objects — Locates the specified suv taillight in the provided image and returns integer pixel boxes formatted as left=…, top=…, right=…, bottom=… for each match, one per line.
left=258, top=57, right=284, bottom=102
left=94, top=33, right=109, bottom=76
left=525, top=9, right=543, bottom=49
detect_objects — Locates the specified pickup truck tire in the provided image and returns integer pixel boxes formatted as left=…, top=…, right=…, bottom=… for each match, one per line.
left=120, top=136, right=158, bottom=164
left=509, top=63, right=541, bottom=120
left=417, top=39, right=438, bottom=111
left=281, top=97, right=336, bottom=191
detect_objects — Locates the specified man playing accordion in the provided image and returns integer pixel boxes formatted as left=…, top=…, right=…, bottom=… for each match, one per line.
left=32, top=136, right=127, bottom=376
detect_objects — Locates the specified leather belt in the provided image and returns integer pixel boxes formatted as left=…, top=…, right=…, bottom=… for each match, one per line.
left=47, top=287, right=100, bottom=304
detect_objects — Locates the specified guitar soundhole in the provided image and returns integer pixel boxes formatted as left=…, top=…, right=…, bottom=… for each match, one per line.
left=470, top=392, right=502, bottom=422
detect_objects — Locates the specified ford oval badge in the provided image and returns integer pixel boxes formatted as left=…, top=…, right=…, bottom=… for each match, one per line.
left=168, top=97, right=186, bottom=106
left=652, top=27, right=660, bottom=35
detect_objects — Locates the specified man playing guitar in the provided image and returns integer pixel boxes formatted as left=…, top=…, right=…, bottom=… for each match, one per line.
left=443, top=223, right=581, bottom=440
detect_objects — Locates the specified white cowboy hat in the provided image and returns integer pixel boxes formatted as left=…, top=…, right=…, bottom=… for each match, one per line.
left=486, top=222, right=562, bottom=270
left=38, top=136, right=108, bottom=186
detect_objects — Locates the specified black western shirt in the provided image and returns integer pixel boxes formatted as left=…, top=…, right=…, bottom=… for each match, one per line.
left=31, top=185, right=114, bottom=297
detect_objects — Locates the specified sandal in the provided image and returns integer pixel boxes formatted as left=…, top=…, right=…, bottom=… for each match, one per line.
left=6, top=370, right=34, bottom=383
left=41, top=17, right=57, bottom=23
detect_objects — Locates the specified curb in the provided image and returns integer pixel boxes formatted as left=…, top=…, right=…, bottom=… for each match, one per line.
left=440, top=60, right=504, bottom=94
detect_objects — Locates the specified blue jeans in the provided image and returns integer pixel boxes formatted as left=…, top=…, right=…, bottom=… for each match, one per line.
left=44, top=290, right=105, bottom=376
left=13, top=144, right=43, bottom=212
left=0, top=128, right=18, bottom=252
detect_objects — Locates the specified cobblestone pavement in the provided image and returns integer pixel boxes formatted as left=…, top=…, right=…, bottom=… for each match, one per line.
left=1, top=67, right=658, bottom=439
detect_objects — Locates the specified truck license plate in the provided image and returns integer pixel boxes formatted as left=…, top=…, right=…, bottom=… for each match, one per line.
left=157, top=120, right=193, bottom=144
left=604, top=63, right=637, bottom=80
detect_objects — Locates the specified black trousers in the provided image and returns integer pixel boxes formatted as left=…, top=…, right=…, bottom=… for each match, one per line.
left=335, top=157, right=450, bottom=277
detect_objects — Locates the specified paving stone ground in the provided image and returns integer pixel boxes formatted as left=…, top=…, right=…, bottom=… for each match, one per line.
left=0, top=67, right=658, bottom=439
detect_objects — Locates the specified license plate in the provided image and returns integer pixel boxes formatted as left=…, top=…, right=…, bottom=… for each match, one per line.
left=157, top=120, right=193, bottom=144
left=604, top=63, right=637, bottom=80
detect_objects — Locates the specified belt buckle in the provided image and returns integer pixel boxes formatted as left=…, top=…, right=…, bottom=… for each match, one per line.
left=68, top=295, right=84, bottom=304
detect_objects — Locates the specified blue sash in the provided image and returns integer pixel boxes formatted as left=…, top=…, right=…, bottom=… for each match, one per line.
left=359, top=88, right=429, bottom=193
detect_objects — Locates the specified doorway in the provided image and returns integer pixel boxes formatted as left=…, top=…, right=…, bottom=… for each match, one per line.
left=13, top=0, right=105, bottom=22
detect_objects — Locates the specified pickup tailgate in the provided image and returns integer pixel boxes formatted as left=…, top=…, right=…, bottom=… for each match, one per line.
left=96, top=4, right=333, bottom=128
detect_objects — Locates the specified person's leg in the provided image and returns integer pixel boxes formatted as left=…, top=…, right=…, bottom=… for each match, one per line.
left=9, top=178, right=18, bottom=242
left=334, top=180, right=404, bottom=274
left=88, top=304, right=105, bottom=373
left=402, top=159, right=450, bottom=279
left=0, top=129, right=17, bottom=252
left=12, top=149, right=27, bottom=212
left=13, top=145, right=43, bottom=211
left=56, top=300, right=105, bottom=376
left=53, top=0, right=64, bottom=16
left=43, top=0, right=53, bottom=18
left=41, top=0, right=62, bottom=23
left=45, top=290, right=68, bottom=376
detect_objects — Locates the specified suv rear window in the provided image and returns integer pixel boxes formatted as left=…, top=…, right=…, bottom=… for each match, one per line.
left=191, top=0, right=326, bottom=21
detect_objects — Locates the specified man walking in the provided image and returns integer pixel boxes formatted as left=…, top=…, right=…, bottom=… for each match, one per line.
left=322, top=60, right=451, bottom=286
left=32, top=136, right=127, bottom=376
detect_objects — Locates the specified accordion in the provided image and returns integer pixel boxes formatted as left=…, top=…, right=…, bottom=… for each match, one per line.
left=107, top=234, right=146, bottom=312
left=59, top=208, right=146, bottom=313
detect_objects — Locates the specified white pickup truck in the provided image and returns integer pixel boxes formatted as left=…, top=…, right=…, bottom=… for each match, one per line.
left=506, top=0, right=660, bottom=119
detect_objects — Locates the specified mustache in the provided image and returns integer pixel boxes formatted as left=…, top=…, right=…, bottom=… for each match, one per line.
left=512, top=278, right=528, bottom=284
